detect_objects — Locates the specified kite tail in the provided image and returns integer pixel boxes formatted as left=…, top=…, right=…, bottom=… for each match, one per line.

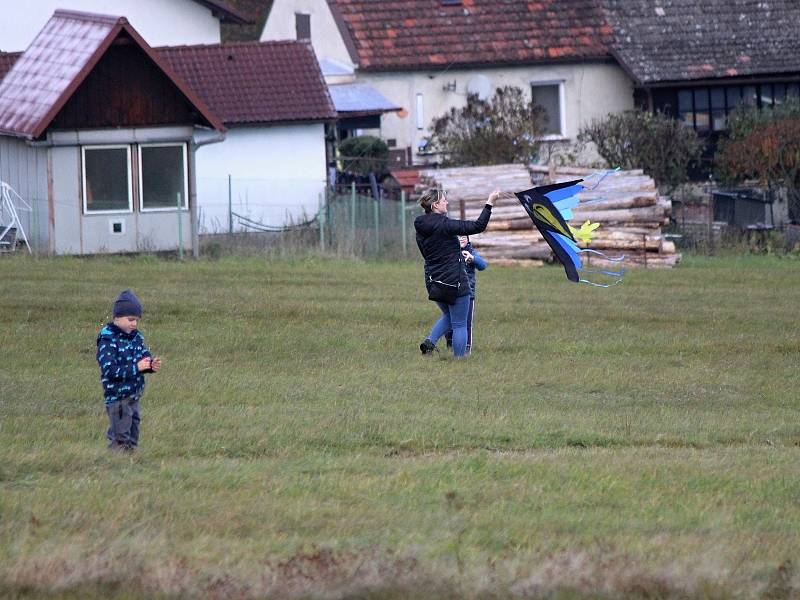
left=580, top=167, right=621, bottom=191
left=551, top=232, right=626, bottom=286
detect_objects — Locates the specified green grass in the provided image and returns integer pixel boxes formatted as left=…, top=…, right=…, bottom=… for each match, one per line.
left=1, top=253, right=799, bottom=599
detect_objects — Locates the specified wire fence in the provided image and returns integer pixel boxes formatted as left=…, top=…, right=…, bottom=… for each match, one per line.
left=200, top=181, right=419, bottom=259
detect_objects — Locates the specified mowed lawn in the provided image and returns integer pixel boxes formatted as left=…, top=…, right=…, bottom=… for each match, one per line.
left=1, top=254, right=799, bottom=599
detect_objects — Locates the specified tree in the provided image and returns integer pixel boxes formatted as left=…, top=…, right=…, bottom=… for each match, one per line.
left=427, top=86, right=546, bottom=166
left=716, top=101, right=800, bottom=222
left=578, top=109, right=702, bottom=191
left=339, top=136, right=389, bottom=176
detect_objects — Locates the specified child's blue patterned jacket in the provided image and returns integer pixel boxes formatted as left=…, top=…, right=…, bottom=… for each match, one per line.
left=96, top=323, right=152, bottom=405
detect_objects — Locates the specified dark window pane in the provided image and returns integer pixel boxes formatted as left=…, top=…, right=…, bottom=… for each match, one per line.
left=678, top=90, right=693, bottom=111
left=141, top=145, right=186, bottom=210
left=726, top=87, right=741, bottom=110
left=788, top=83, right=800, bottom=98
left=711, top=88, right=725, bottom=109
left=743, top=86, right=758, bottom=105
left=531, top=84, right=561, bottom=135
left=295, top=13, right=310, bottom=40
left=760, top=84, right=774, bottom=106
left=84, top=147, right=129, bottom=212
left=774, top=83, right=787, bottom=104
left=694, top=89, right=709, bottom=110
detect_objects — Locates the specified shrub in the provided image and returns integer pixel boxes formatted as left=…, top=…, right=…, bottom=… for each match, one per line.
left=427, top=86, right=546, bottom=166
left=716, top=100, right=800, bottom=222
left=578, top=109, right=702, bottom=191
left=339, top=136, right=389, bottom=176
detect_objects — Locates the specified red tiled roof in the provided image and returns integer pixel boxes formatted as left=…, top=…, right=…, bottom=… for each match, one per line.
left=0, top=10, right=223, bottom=139
left=328, top=0, right=614, bottom=71
left=159, top=40, right=336, bottom=124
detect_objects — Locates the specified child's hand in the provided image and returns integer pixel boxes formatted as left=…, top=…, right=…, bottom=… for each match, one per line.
left=150, top=356, right=162, bottom=372
left=462, top=250, right=474, bottom=263
left=137, top=357, right=152, bottom=372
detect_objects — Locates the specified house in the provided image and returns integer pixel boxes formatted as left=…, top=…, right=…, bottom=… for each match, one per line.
left=602, top=0, right=800, bottom=142
left=0, top=10, right=337, bottom=252
left=0, top=0, right=249, bottom=51
left=0, top=10, right=226, bottom=254
left=159, top=40, right=337, bottom=233
left=260, top=0, right=635, bottom=166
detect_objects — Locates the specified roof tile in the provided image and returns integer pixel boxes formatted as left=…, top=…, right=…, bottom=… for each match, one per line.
left=329, top=0, right=613, bottom=71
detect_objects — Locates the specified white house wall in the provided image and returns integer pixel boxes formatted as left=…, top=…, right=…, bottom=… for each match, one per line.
left=0, top=136, right=48, bottom=251
left=0, top=0, right=221, bottom=52
left=195, top=123, right=327, bottom=233
left=260, top=0, right=355, bottom=71
left=359, top=62, right=634, bottom=164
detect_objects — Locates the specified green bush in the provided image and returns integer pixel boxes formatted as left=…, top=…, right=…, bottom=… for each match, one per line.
left=578, top=109, right=702, bottom=191
left=339, top=135, right=389, bottom=176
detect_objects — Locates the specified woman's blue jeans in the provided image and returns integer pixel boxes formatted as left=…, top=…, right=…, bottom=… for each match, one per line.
left=428, top=294, right=471, bottom=357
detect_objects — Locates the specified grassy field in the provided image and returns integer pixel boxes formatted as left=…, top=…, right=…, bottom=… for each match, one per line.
left=1, top=253, right=799, bottom=599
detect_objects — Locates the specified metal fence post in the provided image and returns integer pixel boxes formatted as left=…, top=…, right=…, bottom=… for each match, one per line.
left=350, top=181, right=356, bottom=241
left=400, top=190, right=407, bottom=256
left=177, top=192, right=184, bottom=260
left=228, top=174, right=233, bottom=236
left=319, top=192, right=326, bottom=252
left=373, top=199, right=380, bottom=254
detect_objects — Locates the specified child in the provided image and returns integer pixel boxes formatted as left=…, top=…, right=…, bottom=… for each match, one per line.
left=97, top=289, right=161, bottom=451
left=445, top=236, right=488, bottom=354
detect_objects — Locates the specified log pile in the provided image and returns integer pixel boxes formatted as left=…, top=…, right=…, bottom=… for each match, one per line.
left=417, top=164, right=681, bottom=268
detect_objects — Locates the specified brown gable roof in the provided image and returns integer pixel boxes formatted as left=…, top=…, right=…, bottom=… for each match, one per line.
left=0, top=10, right=224, bottom=139
left=328, top=0, right=614, bottom=71
left=603, top=0, right=800, bottom=85
left=158, top=40, right=336, bottom=124
left=192, top=0, right=252, bottom=24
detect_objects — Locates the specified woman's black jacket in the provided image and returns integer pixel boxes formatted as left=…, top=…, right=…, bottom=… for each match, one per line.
left=414, top=204, right=492, bottom=297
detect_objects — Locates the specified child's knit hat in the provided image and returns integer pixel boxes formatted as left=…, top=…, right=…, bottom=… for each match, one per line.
left=113, top=289, right=143, bottom=317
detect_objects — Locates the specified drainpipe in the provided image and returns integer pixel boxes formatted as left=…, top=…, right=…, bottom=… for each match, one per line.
left=190, top=127, right=226, bottom=259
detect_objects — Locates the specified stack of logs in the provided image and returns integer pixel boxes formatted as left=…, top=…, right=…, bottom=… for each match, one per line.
left=417, top=163, right=680, bottom=268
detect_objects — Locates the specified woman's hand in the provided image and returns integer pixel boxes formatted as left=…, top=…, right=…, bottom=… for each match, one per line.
left=487, top=189, right=501, bottom=206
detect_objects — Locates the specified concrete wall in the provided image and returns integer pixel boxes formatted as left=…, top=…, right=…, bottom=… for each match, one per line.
left=0, top=136, right=49, bottom=251
left=0, top=0, right=221, bottom=52
left=195, top=123, right=327, bottom=233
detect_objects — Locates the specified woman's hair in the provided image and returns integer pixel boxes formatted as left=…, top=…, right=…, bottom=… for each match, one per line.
left=418, top=188, right=443, bottom=213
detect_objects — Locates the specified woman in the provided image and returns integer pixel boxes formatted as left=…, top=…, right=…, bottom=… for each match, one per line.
left=414, top=187, right=499, bottom=357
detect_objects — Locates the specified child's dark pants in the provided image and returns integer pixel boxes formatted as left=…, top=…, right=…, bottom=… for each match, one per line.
left=106, top=397, right=140, bottom=449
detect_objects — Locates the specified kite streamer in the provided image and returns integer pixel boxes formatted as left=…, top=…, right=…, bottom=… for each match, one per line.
left=515, top=179, right=625, bottom=287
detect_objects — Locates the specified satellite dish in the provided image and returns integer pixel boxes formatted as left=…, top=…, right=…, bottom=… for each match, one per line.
left=466, top=74, right=491, bottom=100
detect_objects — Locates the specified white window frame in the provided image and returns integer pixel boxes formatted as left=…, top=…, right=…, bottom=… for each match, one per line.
left=531, top=80, right=567, bottom=140
left=81, top=145, right=133, bottom=215
left=138, top=143, right=189, bottom=213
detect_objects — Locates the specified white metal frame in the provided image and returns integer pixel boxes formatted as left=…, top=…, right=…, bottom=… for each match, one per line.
left=530, top=80, right=567, bottom=140
left=81, top=145, right=133, bottom=215
left=0, top=181, right=32, bottom=254
left=137, top=142, right=189, bottom=213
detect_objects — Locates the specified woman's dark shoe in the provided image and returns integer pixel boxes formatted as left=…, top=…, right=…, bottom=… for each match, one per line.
left=420, top=339, right=439, bottom=355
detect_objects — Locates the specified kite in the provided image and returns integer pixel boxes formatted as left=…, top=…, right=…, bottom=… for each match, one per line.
left=515, top=174, right=625, bottom=287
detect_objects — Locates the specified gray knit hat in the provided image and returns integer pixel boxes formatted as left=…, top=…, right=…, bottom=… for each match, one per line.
left=113, top=289, right=143, bottom=317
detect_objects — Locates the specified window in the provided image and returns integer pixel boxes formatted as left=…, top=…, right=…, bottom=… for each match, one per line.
left=295, top=13, right=310, bottom=40
left=531, top=82, right=564, bottom=137
left=139, top=144, right=188, bottom=211
left=416, top=93, right=424, bottom=130
left=710, top=88, right=726, bottom=131
left=82, top=146, right=132, bottom=213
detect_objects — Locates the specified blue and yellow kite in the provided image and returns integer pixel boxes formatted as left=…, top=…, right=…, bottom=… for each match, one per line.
left=515, top=178, right=625, bottom=287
